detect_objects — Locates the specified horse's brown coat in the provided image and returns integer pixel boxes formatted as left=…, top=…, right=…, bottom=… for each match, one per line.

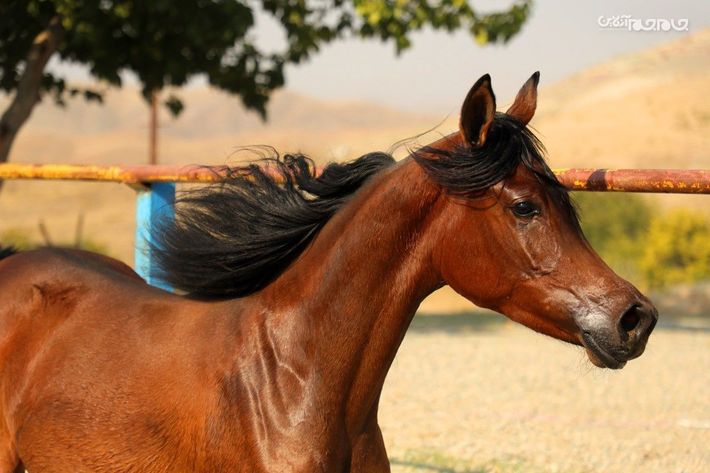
left=0, top=74, right=656, bottom=472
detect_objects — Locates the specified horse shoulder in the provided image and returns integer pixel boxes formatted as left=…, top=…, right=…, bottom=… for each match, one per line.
left=1, top=246, right=142, bottom=296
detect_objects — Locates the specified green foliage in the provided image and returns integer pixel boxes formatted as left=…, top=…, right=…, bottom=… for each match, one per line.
left=573, top=192, right=651, bottom=281
left=0, top=0, right=532, bottom=117
left=353, top=0, right=531, bottom=51
left=640, top=209, right=710, bottom=289
left=0, top=226, right=110, bottom=255
left=0, top=227, right=36, bottom=250
left=574, top=193, right=710, bottom=289
left=75, top=238, right=110, bottom=256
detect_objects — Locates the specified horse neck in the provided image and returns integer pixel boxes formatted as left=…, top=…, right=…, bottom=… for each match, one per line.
left=259, top=157, right=444, bottom=433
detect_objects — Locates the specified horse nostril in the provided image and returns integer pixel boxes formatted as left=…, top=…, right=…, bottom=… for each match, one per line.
left=619, top=304, right=642, bottom=334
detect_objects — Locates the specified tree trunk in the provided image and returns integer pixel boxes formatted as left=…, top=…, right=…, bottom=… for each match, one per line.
left=0, top=15, right=64, bottom=190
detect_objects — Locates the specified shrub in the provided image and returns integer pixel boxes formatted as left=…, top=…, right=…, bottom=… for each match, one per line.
left=0, top=227, right=110, bottom=256
left=572, top=192, right=651, bottom=281
left=573, top=194, right=710, bottom=289
left=0, top=227, right=35, bottom=250
left=640, top=209, right=710, bottom=288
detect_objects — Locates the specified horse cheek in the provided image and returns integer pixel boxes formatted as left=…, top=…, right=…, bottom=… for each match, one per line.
left=518, top=222, right=561, bottom=276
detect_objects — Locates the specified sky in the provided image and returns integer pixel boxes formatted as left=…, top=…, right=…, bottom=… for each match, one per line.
left=52, top=0, right=709, bottom=114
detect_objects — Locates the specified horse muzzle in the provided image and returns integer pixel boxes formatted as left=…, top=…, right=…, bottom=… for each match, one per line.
left=577, top=299, right=658, bottom=369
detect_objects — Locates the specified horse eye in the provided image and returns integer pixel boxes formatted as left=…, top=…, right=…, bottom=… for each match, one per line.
left=511, top=201, right=539, bottom=218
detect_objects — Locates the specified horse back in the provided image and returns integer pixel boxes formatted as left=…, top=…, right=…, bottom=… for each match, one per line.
left=0, top=248, right=147, bottom=360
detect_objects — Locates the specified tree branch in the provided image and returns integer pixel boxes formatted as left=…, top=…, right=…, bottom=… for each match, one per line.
left=0, top=15, right=64, bottom=168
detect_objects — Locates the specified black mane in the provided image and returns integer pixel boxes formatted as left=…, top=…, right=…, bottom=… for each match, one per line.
left=413, top=113, right=580, bottom=225
left=154, top=152, right=395, bottom=298
left=156, top=115, right=578, bottom=300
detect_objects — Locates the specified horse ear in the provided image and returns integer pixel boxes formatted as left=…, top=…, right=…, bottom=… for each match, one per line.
left=506, top=71, right=540, bottom=126
left=460, top=74, right=496, bottom=147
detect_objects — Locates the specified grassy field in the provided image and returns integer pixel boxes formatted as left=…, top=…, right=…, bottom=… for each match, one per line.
left=381, top=312, right=710, bottom=473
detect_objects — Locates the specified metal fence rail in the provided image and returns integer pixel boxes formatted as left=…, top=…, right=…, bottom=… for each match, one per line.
left=554, top=168, right=710, bottom=194
left=2, top=163, right=710, bottom=291
left=2, top=163, right=710, bottom=193
left=0, top=163, right=231, bottom=184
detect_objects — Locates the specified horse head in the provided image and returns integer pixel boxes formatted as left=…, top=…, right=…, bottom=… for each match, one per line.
left=418, top=73, right=657, bottom=369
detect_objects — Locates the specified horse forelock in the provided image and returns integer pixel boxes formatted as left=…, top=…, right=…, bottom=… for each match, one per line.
left=413, top=113, right=581, bottom=230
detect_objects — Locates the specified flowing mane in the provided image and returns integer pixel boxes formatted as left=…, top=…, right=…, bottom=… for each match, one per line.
left=156, top=114, right=580, bottom=299
left=154, top=152, right=396, bottom=298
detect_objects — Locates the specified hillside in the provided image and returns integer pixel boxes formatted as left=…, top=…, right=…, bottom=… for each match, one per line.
left=536, top=28, right=709, bottom=171
left=4, top=88, right=436, bottom=165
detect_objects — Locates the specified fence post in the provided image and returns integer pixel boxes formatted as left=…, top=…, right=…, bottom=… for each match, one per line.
left=134, top=182, right=175, bottom=291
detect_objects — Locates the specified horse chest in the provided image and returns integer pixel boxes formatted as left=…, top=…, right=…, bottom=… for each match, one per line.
left=15, top=397, right=350, bottom=473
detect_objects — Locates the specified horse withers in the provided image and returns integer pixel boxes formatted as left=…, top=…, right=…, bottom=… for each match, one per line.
left=0, top=73, right=656, bottom=472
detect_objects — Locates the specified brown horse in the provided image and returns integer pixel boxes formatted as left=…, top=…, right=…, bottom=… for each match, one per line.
left=0, top=73, right=656, bottom=472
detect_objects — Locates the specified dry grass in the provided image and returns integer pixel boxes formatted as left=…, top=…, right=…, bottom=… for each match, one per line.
left=382, top=312, right=710, bottom=473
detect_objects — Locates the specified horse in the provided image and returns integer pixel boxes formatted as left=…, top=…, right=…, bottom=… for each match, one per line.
left=0, top=73, right=657, bottom=472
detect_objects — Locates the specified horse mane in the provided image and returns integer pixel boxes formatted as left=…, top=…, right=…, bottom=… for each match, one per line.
left=154, top=151, right=396, bottom=298
left=413, top=113, right=580, bottom=227
left=157, top=115, right=578, bottom=300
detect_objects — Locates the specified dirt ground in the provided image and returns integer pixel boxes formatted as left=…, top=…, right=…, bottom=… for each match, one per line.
left=380, top=313, right=710, bottom=473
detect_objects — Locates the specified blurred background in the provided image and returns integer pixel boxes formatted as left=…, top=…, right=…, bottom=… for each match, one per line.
left=1, top=1, right=708, bottom=472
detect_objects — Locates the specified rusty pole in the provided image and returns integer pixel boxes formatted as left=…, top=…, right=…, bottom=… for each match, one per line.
left=1, top=164, right=710, bottom=194
left=554, top=168, right=710, bottom=194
